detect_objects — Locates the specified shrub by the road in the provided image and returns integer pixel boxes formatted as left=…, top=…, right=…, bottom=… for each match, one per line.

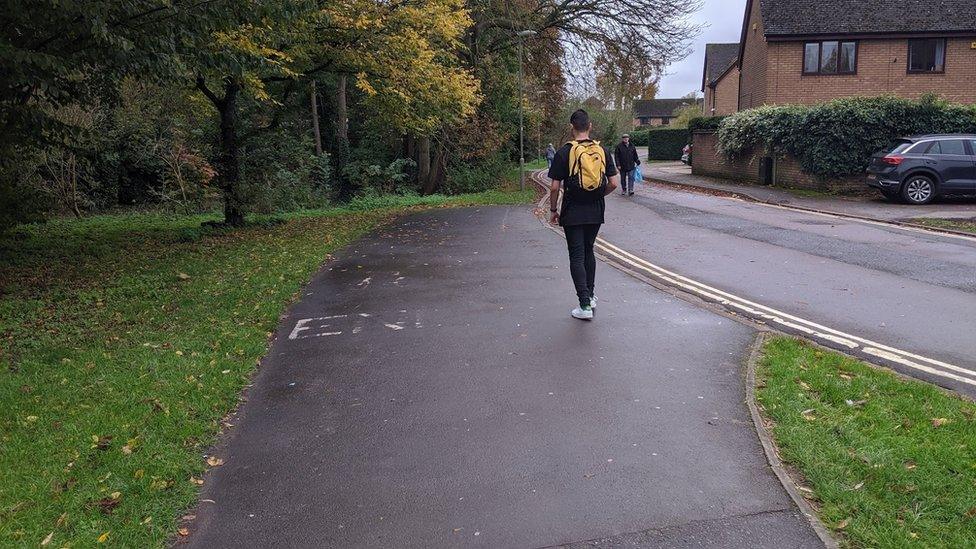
left=688, top=115, right=726, bottom=133
left=717, top=95, right=976, bottom=178
left=631, top=128, right=688, bottom=160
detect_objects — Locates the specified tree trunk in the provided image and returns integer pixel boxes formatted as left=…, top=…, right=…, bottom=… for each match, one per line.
left=417, top=136, right=430, bottom=192
left=310, top=80, right=323, bottom=156
left=424, top=142, right=446, bottom=195
left=218, top=80, right=244, bottom=226
left=336, top=74, right=348, bottom=140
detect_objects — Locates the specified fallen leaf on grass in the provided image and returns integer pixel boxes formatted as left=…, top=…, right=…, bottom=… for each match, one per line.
left=178, top=273, right=191, bottom=280
left=845, top=399, right=867, bottom=408
left=931, top=418, right=949, bottom=428
left=798, top=381, right=811, bottom=391
left=904, top=461, right=917, bottom=470
left=190, top=477, right=204, bottom=485
left=965, top=507, right=976, bottom=519
left=41, top=532, right=54, bottom=546
left=836, top=518, right=850, bottom=530
left=852, top=481, right=865, bottom=490
left=206, top=456, right=224, bottom=467
left=801, top=409, right=816, bottom=421
left=97, top=532, right=110, bottom=543
left=839, top=373, right=854, bottom=381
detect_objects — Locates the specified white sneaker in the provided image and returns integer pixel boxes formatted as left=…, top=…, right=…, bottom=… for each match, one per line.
left=571, top=306, right=594, bottom=320
left=590, top=295, right=598, bottom=309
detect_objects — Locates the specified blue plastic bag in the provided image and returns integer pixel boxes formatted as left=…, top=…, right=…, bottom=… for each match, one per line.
left=632, top=164, right=643, bottom=185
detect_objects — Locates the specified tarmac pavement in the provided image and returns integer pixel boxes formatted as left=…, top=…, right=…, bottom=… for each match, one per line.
left=185, top=206, right=821, bottom=548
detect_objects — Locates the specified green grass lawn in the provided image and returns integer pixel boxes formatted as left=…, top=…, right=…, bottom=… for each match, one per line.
left=757, top=337, right=976, bottom=548
left=909, top=217, right=976, bottom=235
left=0, top=189, right=532, bottom=547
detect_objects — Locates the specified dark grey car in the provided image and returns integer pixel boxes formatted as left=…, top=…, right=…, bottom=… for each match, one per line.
left=866, top=134, right=976, bottom=204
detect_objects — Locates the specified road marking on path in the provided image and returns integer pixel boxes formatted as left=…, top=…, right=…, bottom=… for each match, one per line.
left=531, top=170, right=976, bottom=389
left=288, top=313, right=417, bottom=340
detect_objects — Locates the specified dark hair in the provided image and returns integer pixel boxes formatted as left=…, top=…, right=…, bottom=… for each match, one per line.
left=570, top=109, right=590, bottom=132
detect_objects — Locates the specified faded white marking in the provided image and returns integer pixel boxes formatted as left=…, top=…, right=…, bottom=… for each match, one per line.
left=358, top=277, right=372, bottom=287
left=352, top=326, right=362, bottom=334
left=384, top=323, right=405, bottom=331
left=359, top=313, right=371, bottom=317
left=288, top=318, right=312, bottom=340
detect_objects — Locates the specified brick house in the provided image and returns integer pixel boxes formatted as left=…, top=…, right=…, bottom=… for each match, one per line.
left=737, top=0, right=976, bottom=110
left=633, top=98, right=703, bottom=127
left=701, top=43, right=740, bottom=116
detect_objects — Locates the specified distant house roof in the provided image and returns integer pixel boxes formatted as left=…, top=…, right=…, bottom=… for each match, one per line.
left=633, top=98, right=702, bottom=118
left=758, top=0, right=976, bottom=38
left=701, top=43, right=739, bottom=91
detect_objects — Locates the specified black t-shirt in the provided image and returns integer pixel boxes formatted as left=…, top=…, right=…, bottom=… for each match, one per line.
left=547, top=141, right=618, bottom=226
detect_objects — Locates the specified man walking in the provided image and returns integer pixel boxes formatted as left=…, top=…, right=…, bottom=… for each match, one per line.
left=545, top=143, right=556, bottom=169
left=614, top=134, right=640, bottom=196
left=548, top=109, right=619, bottom=320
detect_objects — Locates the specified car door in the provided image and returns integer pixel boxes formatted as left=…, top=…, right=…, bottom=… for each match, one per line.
left=926, top=139, right=975, bottom=193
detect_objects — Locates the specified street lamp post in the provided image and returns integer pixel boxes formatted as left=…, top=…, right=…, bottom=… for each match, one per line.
left=516, top=30, right=536, bottom=192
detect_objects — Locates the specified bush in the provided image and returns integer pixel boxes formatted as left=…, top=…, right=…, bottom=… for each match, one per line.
left=688, top=115, right=727, bottom=133
left=443, top=154, right=510, bottom=195
left=716, top=96, right=976, bottom=178
left=636, top=128, right=689, bottom=160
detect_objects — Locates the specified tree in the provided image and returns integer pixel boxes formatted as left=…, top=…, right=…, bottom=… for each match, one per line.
left=0, top=0, right=233, bottom=229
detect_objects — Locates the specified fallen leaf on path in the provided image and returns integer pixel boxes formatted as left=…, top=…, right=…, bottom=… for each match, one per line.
left=206, top=456, right=224, bottom=467
left=178, top=528, right=190, bottom=536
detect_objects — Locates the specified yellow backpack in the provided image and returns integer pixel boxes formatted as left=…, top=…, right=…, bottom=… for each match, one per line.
left=567, top=140, right=607, bottom=197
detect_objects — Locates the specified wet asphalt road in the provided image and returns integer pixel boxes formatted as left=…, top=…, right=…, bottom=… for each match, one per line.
left=186, top=207, right=820, bottom=548
left=603, top=182, right=976, bottom=394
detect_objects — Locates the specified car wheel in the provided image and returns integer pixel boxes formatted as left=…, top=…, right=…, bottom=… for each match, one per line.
left=901, top=175, right=936, bottom=205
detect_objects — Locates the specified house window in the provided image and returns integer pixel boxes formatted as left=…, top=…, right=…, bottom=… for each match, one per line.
left=803, top=41, right=857, bottom=74
left=660, top=117, right=670, bottom=126
left=908, top=39, right=946, bottom=73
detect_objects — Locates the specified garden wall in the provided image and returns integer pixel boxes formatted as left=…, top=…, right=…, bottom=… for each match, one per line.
left=691, top=131, right=864, bottom=193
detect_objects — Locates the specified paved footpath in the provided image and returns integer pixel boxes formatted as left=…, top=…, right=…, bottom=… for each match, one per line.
left=186, top=206, right=821, bottom=548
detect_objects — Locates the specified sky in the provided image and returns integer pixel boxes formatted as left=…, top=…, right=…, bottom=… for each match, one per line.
left=656, top=0, right=749, bottom=99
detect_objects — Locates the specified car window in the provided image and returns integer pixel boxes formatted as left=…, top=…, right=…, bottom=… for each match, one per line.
left=919, top=141, right=940, bottom=155
left=936, top=139, right=967, bottom=155
left=970, top=140, right=976, bottom=156
left=889, top=142, right=912, bottom=154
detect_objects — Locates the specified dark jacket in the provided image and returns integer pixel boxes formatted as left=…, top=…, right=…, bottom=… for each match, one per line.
left=614, top=142, right=640, bottom=173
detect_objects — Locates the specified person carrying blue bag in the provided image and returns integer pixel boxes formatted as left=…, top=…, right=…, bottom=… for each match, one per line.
left=614, top=134, right=641, bottom=196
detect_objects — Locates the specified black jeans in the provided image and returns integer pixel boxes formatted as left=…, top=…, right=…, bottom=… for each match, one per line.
left=620, top=169, right=634, bottom=194
left=564, top=224, right=600, bottom=307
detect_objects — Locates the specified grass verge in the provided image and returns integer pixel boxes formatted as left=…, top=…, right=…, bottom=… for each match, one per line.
left=908, top=217, right=976, bottom=235
left=756, top=336, right=976, bottom=547
left=0, top=188, right=532, bottom=547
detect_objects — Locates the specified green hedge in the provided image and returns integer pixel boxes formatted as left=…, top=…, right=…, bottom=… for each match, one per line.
left=630, top=128, right=688, bottom=160
left=717, top=95, right=976, bottom=178
left=688, top=115, right=727, bottom=133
